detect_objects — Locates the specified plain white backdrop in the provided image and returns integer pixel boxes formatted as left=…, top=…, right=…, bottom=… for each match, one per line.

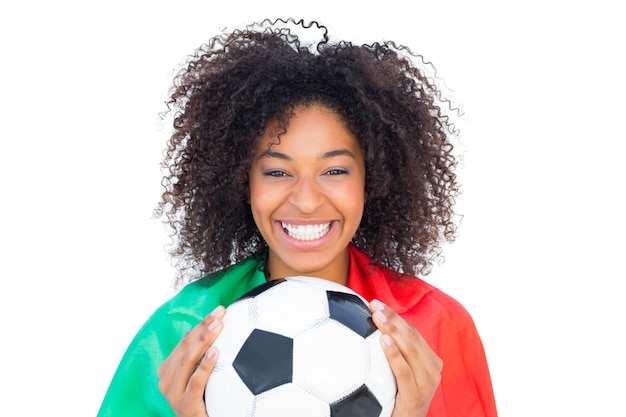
left=1, top=0, right=624, bottom=416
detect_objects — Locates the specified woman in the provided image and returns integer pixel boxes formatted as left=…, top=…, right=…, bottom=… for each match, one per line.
left=98, top=18, right=497, bottom=417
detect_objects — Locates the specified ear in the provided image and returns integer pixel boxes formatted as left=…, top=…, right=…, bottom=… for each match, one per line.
left=245, top=185, right=251, bottom=204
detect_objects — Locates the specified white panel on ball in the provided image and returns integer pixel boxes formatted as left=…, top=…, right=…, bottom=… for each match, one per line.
left=293, top=320, right=366, bottom=402
left=253, top=280, right=330, bottom=337
left=254, top=383, right=330, bottom=417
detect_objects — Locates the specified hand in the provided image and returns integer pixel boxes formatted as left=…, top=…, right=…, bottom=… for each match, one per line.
left=157, top=305, right=226, bottom=417
left=369, top=299, right=443, bottom=417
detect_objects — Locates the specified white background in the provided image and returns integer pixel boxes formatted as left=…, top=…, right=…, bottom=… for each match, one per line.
left=1, top=0, right=624, bottom=416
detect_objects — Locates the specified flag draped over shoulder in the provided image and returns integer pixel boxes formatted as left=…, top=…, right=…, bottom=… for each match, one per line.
left=97, top=258, right=267, bottom=417
left=347, top=245, right=498, bottom=417
left=97, top=244, right=497, bottom=417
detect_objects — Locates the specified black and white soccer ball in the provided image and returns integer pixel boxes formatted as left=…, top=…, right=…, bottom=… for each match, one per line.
left=205, top=276, right=397, bottom=417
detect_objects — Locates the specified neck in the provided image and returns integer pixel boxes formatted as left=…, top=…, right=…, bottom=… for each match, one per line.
left=265, top=248, right=350, bottom=285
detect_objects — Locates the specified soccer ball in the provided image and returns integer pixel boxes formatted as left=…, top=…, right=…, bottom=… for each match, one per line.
left=205, top=276, right=397, bottom=417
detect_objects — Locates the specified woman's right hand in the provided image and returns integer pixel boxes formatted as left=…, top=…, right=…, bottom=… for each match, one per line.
left=157, top=305, right=226, bottom=417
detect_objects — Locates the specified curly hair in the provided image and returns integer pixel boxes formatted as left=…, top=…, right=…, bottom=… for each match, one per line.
left=156, top=18, right=460, bottom=285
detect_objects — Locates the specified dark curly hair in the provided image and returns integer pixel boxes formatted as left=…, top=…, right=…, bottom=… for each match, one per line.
left=156, top=18, right=460, bottom=285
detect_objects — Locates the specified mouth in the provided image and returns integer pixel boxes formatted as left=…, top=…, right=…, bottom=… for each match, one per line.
left=280, top=221, right=332, bottom=241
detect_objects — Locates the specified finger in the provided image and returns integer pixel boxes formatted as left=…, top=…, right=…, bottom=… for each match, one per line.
left=158, top=305, right=225, bottom=378
left=370, top=303, right=421, bottom=392
left=171, top=308, right=225, bottom=391
left=379, top=333, right=420, bottom=398
left=161, top=346, right=218, bottom=417
left=158, top=306, right=225, bottom=394
left=370, top=299, right=443, bottom=412
left=369, top=300, right=432, bottom=362
left=187, top=346, right=219, bottom=397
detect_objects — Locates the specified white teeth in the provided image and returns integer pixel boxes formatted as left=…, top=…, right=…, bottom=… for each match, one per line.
left=281, top=222, right=332, bottom=241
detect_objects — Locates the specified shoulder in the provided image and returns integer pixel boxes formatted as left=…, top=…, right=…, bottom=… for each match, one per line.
left=365, top=261, right=481, bottom=350
left=393, top=276, right=475, bottom=328
left=153, top=254, right=267, bottom=325
left=348, top=243, right=476, bottom=332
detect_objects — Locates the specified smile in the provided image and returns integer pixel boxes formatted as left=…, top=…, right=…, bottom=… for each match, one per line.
left=281, top=222, right=332, bottom=241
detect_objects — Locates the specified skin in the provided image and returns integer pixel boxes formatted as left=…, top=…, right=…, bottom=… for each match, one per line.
left=248, top=105, right=366, bottom=285
left=157, top=105, right=443, bottom=417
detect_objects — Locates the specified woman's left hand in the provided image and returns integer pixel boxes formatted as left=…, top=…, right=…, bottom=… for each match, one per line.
left=369, top=299, right=443, bottom=417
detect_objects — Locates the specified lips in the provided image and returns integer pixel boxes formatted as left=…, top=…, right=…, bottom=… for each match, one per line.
left=280, top=221, right=332, bottom=241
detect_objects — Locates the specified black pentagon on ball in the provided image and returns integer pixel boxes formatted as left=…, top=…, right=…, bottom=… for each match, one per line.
left=330, top=384, right=383, bottom=417
left=327, top=291, right=377, bottom=338
left=233, top=329, right=293, bottom=395
left=236, top=278, right=287, bottom=301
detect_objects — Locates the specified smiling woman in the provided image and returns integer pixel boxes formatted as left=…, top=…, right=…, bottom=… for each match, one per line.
left=97, top=18, right=497, bottom=417
left=155, top=20, right=460, bottom=287
left=249, top=106, right=366, bottom=284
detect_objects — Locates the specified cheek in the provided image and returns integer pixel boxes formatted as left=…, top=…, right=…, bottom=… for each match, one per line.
left=248, top=172, right=265, bottom=202
left=247, top=177, right=263, bottom=221
left=249, top=183, right=271, bottom=206
left=335, top=185, right=365, bottom=222
left=351, top=198, right=366, bottom=222
left=248, top=181, right=278, bottom=225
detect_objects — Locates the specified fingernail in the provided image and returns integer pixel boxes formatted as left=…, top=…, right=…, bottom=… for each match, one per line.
left=374, top=310, right=387, bottom=324
left=382, top=334, right=393, bottom=347
left=206, top=347, right=217, bottom=359
left=372, top=299, right=386, bottom=311
left=209, top=305, right=224, bottom=317
left=207, top=320, right=219, bottom=331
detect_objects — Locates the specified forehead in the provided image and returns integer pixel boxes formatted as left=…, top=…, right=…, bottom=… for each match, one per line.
left=255, top=105, right=360, bottom=154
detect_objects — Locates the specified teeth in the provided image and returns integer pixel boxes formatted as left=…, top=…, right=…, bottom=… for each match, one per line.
left=281, top=222, right=332, bottom=241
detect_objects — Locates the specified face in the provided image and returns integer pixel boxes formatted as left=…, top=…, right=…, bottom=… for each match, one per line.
left=248, top=105, right=366, bottom=284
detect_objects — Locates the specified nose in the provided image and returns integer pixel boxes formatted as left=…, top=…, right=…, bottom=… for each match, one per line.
left=288, top=176, right=325, bottom=214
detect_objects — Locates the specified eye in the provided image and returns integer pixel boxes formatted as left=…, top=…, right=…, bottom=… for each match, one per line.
left=324, top=168, right=349, bottom=176
left=263, top=170, right=290, bottom=177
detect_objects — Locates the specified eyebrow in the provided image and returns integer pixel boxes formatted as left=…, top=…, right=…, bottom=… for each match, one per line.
left=256, top=148, right=356, bottom=161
